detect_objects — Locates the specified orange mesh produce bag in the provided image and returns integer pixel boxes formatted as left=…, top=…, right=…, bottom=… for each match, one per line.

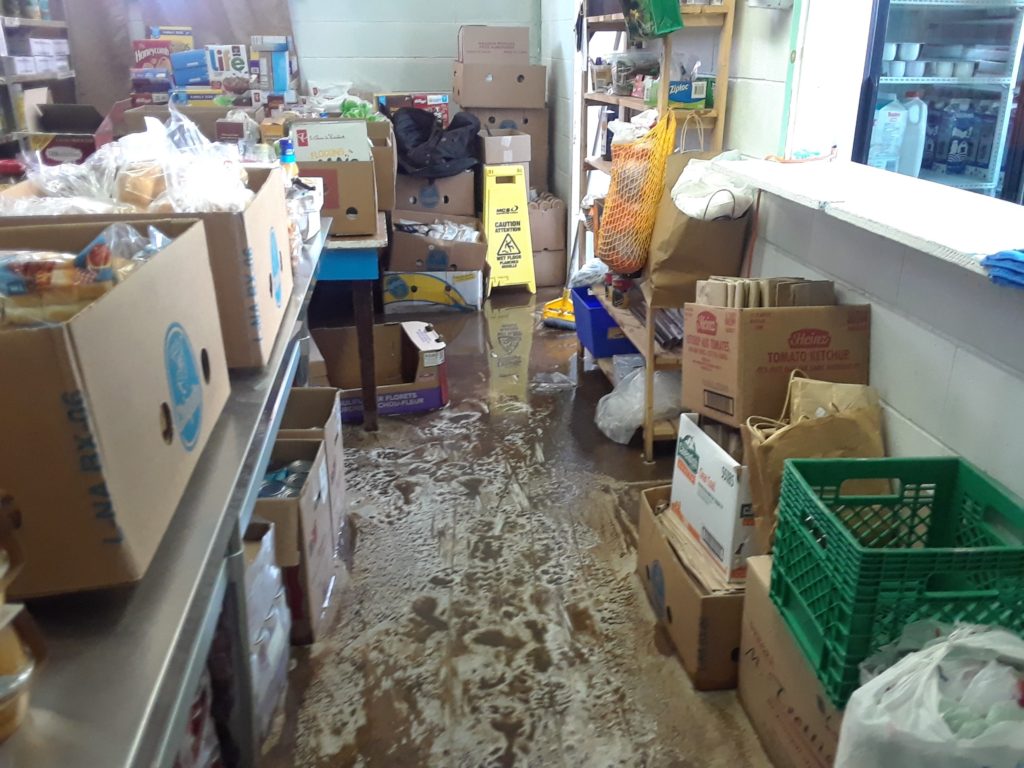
left=597, top=110, right=676, bottom=274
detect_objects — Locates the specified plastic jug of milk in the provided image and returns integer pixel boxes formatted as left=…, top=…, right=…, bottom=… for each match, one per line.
left=898, top=92, right=928, bottom=178
left=868, top=94, right=907, bottom=172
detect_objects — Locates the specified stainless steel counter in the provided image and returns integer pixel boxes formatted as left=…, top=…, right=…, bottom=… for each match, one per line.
left=0, top=226, right=328, bottom=768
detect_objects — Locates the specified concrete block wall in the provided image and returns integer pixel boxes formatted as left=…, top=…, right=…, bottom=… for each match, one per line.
left=540, top=0, right=576, bottom=201
left=752, top=193, right=1024, bottom=499
left=288, top=0, right=539, bottom=93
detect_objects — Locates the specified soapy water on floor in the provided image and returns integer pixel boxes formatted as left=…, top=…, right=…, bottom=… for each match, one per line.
left=262, top=299, right=769, bottom=768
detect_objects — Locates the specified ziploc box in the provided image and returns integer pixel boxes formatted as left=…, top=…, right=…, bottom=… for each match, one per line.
left=312, top=321, right=449, bottom=422
left=0, top=220, right=230, bottom=598
left=1, top=166, right=294, bottom=369
left=670, top=414, right=759, bottom=583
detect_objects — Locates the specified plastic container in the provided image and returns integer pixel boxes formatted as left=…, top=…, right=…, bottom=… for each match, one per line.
left=571, top=287, right=639, bottom=358
left=867, top=94, right=907, bottom=172
left=933, top=60, right=955, bottom=77
left=889, top=61, right=906, bottom=78
left=770, top=456, right=1024, bottom=708
left=882, top=43, right=897, bottom=62
left=897, top=42, right=921, bottom=61
left=898, top=92, right=928, bottom=178
left=905, top=60, right=926, bottom=77
left=954, top=60, right=976, bottom=78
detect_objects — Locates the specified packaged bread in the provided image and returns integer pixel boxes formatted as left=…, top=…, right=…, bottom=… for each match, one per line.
left=116, top=163, right=167, bottom=210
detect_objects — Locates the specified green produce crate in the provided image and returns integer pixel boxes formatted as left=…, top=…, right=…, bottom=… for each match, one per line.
left=770, top=456, right=1024, bottom=707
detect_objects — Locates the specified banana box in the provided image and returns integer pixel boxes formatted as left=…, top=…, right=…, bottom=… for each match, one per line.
left=310, top=321, right=448, bottom=423
left=382, top=271, right=485, bottom=313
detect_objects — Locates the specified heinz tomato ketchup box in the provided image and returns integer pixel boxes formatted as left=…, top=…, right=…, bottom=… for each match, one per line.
left=682, top=304, right=871, bottom=427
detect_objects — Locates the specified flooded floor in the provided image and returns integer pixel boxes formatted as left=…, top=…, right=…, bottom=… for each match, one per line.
left=264, top=292, right=770, bottom=767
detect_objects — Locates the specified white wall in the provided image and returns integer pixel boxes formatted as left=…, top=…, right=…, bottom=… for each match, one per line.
left=753, top=193, right=1024, bottom=499
left=724, top=2, right=795, bottom=157
left=540, top=0, right=577, bottom=201
left=288, top=0, right=539, bottom=93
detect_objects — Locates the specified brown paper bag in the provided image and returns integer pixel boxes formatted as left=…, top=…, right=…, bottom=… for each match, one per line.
left=785, top=370, right=881, bottom=421
left=746, top=407, right=886, bottom=552
left=643, top=152, right=751, bottom=307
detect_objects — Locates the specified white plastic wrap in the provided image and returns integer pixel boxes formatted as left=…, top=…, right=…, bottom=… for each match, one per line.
left=595, top=368, right=682, bottom=444
left=670, top=150, right=754, bottom=220
left=836, top=626, right=1024, bottom=768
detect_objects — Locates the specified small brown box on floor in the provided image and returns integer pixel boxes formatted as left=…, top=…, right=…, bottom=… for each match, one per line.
left=453, top=62, right=546, bottom=109
left=278, top=388, right=347, bottom=552
left=529, top=194, right=566, bottom=251
left=298, top=161, right=378, bottom=237
left=533, top=250, right=566, bottom=288
left=391, top=210, right=487, bottom=272
left=458, top=26, right=530, bottom=64
left=254, top=440, right=341, bottom=645
left=682, top=304, right=871, bottom=428
left=739, top=557, right=842, bottom=768
left=395, top=171, right=475, bottom=217
left=636, top=486, right=745, bottom=690
left=466, top=108, right=549, bottom=191
left=0, top=220, right=230, bottom=598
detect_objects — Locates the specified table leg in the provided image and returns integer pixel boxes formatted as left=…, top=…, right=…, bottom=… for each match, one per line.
left=354, top=280, right=378, bottom=431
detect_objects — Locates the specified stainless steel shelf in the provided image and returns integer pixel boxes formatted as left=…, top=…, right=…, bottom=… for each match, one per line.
left=879, top=75, right=1012, bottom=85
left=891, top=0, right=1024, bottom=6
left=919, top=168, right=997, bottom=189
left=0, top=226, right=327, bottom=768
left=0, top=69, right=75, bottom=85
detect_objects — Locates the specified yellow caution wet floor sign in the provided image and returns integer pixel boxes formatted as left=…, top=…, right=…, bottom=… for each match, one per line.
left=483, top=164, right=535, bottom=296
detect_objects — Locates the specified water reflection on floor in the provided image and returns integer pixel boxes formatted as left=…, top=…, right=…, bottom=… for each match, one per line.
left=262, top=292, right=769, bottom=768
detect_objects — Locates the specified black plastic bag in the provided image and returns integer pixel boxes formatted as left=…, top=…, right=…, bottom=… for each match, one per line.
left=387, top=108, right=480, bottom=179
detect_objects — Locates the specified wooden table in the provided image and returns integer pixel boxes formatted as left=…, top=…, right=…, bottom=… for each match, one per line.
left=321, top=212, right=388, bottom=431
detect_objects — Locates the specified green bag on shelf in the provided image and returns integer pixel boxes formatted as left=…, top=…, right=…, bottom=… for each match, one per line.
left=620, top=0, right=683, bottom=42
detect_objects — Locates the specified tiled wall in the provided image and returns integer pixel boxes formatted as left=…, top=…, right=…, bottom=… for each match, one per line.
left=753, top=193, right=1024, bottom=498
left=288, top=0, right=538, bottom=93
left=540, top=0, right=576, bottom=201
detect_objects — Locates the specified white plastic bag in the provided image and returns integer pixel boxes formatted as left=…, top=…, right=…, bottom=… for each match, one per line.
left=670, top=150, right=754, bottom=220
left=837, top=626, right=1024, bottom=768
left=595, top=368, right=682, bottom=444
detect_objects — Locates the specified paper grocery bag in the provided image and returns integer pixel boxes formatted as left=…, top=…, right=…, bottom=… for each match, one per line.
left=746, top=407, right=886, bottom=552
left=784, top=370, right=881, bottom=421
left=643, top=152, right=750, bottom=308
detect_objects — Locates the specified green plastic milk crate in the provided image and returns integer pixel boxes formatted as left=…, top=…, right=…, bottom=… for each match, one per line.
left=769, top=456, right=1024, bottom=708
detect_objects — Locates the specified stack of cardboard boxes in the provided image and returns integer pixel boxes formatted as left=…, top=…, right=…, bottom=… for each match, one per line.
left=636, top=279, right=872, bottom=766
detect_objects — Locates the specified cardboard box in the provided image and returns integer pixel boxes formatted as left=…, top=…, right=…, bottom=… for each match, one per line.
left=682, top=304, right=871, bottom=428
left=172, top=69, right=210, bottom=87
left=21, top=102, right=120, bottom=165
left=132, top=40, right=173, bottom=69
left=170, top=48, right=207, bottom=71
left=533, top=249, right=566, bottom=288
left=367, top=120, right=397, bottom=211
left=740, top=557, right=842, bottom=768
left=278, top=388, right=347, bottom=551
left=528, top=195, right=566, bottom=251
left=395, top=170, right=475, bottom=217
left=1, top=166, right=294, bottom=369
left=148, top=26, right=194, bottom=52
left=0, top=220, right=230, bottom=598
left=376, top=92, right=450, bottom=127
left=131, top=91, right=170, bottom=107
left=383, top=271, right=485, bottom=313
left=52, top=38, right=70, bottom=56
left=254, top=440, right=339, bottom=644
left=670, top=414, right=758, bottom=582
left=32, top=56, right=56, bottom=73
left=465, top=108, right=549, bottom=191
left=1, top=56, right=34, bottom=75
left=297, top=160, right=377, bottom=237
left=122, top=104, right=264, bottom=141
left=392, top=210, right=487, bottom=272
left=311, top=321, right=449, bottom=422
left=637, top=486, right=745, bottom=690
left=291, top=119, right=372, bottom=163
left=478, top=128, right=531, bottom=164
left=458, top=26, right=530, bottom=64
left=453, top=62, right=546, bottom=109
left=206, top=44, right=249, bottom=77
left=27, top=38, right=53, bottom=56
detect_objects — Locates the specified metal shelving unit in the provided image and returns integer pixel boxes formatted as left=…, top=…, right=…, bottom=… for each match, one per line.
left=0, top=228, right=328, bottom=768
left=0, top=16, right=68, bottom=29
left=575, top=1, right=736, bottom=461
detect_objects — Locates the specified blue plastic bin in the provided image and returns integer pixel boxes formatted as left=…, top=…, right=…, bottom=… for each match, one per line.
left=571, top=286, right=639, bottom=358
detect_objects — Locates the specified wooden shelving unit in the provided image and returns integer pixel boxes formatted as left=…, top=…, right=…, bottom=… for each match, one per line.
left=576, top=1, right=736, bottom=460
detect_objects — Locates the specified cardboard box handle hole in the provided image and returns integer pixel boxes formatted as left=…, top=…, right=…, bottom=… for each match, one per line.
left=442, top=195, right=450, bottom=204
left=160, top=403, right=174, bottom=445
left=516, top=75, right=525, bottom=83
left=346, top=207, right=359, bottom=220
left=201, top=348, right=211, bottom=384
left=665, top=605, right=673, bottom=624
left=410, top=285, right=418, bottom=294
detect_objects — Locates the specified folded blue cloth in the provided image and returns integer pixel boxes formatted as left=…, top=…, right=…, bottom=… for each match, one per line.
left=980, top=250, right=1024, bottom=288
